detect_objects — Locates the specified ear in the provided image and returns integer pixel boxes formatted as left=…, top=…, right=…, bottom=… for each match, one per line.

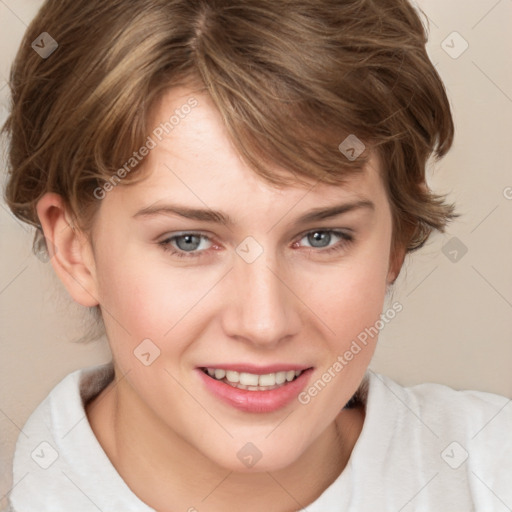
left=387, top=242, right=407, bottom=285
left=386, top=181, right=427, bottom=285
left=36, top=193, right=99, bottom=307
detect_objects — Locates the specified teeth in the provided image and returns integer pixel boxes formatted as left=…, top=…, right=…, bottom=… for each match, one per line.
left=259, top=373, right=276, bottom=386
left=275, top=372, right=286, bottom=385
left=239, top=372, right=259, bottom=386
left=204, top=368, right=304, bottom=387
left=214, top=369, right=226, bottom=379
left=226, top=370, right=239, bottom=383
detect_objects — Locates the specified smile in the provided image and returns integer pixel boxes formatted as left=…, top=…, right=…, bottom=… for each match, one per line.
left=201, top=368, right=304, bottom=391
left=197, top=365, right=314, bottom=413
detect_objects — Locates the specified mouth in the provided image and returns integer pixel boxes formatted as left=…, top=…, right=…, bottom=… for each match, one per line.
left=197, top=365, right=315, bottom=413
left=199, top=367, right=311, bottom=391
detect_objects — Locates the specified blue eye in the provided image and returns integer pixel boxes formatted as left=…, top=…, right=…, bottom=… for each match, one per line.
left=159, top=233, right=212, bottom=258
left=300, top=230, right=349, bottom=249
left=158, top=229, right=354, bottom=259
left=296, top=230, right=354, bottom=255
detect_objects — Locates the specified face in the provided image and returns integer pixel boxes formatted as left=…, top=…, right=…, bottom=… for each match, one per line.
left=86, top=87, right=398, bottom=472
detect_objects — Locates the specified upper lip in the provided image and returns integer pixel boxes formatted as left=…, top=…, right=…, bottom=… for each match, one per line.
left=198, top=364, right=313, bottom=375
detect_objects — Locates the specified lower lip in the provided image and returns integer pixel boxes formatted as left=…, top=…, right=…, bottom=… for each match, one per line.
left=197, top=368, right=313, bottom=413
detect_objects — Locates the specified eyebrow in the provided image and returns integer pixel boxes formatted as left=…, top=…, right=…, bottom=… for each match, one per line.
left=133, top=199, right=375, bottom=225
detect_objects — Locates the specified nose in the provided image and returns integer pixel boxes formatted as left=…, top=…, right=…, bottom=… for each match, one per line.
left=221, top=248, right=302, bottom=349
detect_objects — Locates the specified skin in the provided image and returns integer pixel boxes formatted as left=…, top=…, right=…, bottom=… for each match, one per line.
left=37, top=87, right=405, bottom=512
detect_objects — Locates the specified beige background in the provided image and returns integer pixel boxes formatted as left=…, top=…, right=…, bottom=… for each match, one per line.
left=1, top=0, right=511, bottom=506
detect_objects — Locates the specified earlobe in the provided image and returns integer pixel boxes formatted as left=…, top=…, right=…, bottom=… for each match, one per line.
left=387, top=244, right=407, bottom=285
left=36, top=193, right=99, bottom=307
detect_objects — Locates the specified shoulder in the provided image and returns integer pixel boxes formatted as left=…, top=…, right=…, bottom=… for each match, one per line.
left=352, top=371, right=512, bottom=508
left=366, top=371, right=512, bottom=461
left=368, top=371, right=511, bottom=435
left=8, top=363, right=148, bottom=511
left=13, top=363, right=115, bottom=447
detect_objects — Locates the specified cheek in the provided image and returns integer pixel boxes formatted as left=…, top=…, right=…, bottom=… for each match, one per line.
left=297, top=249, right=390, bottom=412
left=94, top=245, right=221, bottom=353
left=310, top=275, right=387, bottom=369
left=308, top=239, right=390, bottom=341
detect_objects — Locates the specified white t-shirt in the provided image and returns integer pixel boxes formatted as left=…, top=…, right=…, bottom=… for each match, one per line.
left=7, top=363, right=512, bottom=511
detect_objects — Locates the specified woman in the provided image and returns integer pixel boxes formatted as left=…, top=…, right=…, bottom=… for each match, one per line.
left=3, top=0, right=511, bottom=510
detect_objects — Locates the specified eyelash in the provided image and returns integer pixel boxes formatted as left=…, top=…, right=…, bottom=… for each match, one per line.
left=158, top=230, right=354, bottom=259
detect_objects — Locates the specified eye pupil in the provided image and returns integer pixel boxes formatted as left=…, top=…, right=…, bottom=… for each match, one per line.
left=176, top=234, right=201, bottom=251
left=308, top=231, right=331, bottom=248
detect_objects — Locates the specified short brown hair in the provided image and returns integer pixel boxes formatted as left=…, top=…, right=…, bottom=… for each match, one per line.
left=2, top=0, right=456, bottom=260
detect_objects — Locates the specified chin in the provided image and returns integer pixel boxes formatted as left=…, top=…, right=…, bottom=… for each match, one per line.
left=202, top=438, right=308, bottom=474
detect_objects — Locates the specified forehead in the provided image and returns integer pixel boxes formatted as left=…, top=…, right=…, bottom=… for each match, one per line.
left=111, top=87, right=386, bottom=215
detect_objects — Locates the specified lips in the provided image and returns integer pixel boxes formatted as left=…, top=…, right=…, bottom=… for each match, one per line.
left=196, top=365, right=314, bottom=413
